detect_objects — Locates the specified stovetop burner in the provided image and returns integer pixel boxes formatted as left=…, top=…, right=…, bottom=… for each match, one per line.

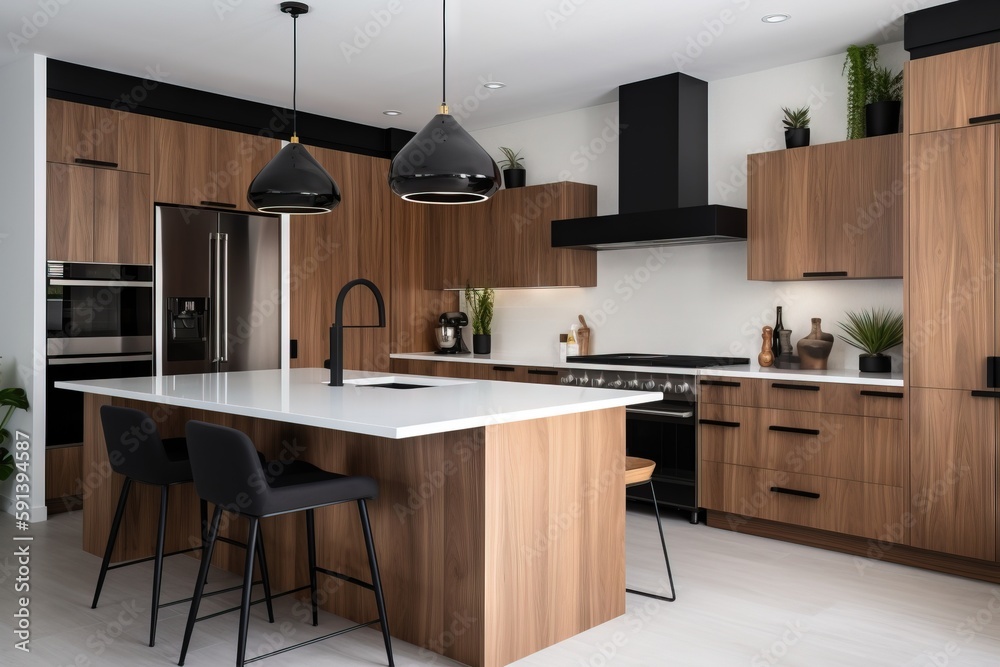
left=565, top=353, right=750, bottom=369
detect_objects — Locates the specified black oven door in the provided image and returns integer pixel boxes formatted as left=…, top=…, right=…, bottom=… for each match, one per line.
left=625, top=400, right=698, bottom=520
left=46, top=355, right=153, bottom=447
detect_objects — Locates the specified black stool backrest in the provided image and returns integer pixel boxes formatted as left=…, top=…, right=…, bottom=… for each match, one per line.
left=100, top=405, right=183, bottom=486
left=185, top=420, right=269, bottom=517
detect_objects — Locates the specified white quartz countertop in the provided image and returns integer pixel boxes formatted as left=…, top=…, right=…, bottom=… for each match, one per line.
left=55, top=368, right=660, bottom=440
left=390, top=352, right=904, bottom=387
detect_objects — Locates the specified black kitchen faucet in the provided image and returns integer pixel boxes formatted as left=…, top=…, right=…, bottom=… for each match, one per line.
left=328, top=279, right=386, bottom=387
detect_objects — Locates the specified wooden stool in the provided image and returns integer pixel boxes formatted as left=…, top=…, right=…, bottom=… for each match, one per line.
left=625, top=457, right=676, bottom=602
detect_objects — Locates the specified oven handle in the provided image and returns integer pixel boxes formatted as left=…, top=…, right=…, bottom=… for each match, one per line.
left=49, top=279, right=154, bottom=288
left=626, top=407, right=694, bottom=419
left=48, top=354, right=154, bottom=365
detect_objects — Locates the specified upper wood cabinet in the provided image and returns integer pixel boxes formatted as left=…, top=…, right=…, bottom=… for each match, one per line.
left=907, top=43, right=1000, bottom=135
left=152, top=118, right=280, bottom=211
left=747, top=135, right=903, bottom=281
left=47, top=163, right=152, bottom=263
left=47, top=99, right=150, bottom=173
left=423, top=182, right=597, bottom=289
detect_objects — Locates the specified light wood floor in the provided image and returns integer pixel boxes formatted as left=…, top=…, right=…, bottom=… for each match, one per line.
left=2, top=507, right=999, bottom=666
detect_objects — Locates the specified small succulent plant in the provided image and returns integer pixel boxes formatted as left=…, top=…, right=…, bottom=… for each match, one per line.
left=782, top=106, right=811, bottom=130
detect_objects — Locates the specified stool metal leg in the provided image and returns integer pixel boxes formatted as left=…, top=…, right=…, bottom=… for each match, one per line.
left=236, top=517, right=260, bottom=667
left=358, top=499, right=395, bottom=666
left=625, top=481, right=676, bottom=603
left=92, top=477, right=132, bottom=609
left=306, top=508, right=319, bottom=627
left=255, top=526, right=275, bottom=623
left=179, top=506, right=223, bottom=666
left=149, top=484, right=170, bottom=646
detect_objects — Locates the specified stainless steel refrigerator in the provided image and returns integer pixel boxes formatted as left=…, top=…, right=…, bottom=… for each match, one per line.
left=156, top=205, right=281, bottom=376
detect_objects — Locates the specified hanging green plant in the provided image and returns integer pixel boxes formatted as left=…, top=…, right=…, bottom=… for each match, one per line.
left=843, top=44, right=879, bottom=139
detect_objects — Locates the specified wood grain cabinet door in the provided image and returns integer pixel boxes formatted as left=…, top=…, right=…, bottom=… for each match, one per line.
left=910, top=387, right=996, bottom=561
left=908, top=126, right=995, bottom=391
left=907, top=43, right=1000, bottom=135
left=93, top=170, right=152, bottom=264
left=46, top=163, right=95, bottom=262
left=747, top=147, right=825, bottom=280
left=152, top=118, right=216, bottom=208
left=823, top=136, right=903, bottom=278
left=214, top=129, right=281, bottom=212
left=47, top=99, right=119, bottom=168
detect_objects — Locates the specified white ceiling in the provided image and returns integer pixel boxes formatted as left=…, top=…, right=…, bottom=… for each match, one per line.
left=1, top=0, right=953, bottom=132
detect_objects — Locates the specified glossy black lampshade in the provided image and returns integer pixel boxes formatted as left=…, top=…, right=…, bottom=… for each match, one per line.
left=247, top=141, right=341, bottom=214
left=388, top=113, right=501, bottom=204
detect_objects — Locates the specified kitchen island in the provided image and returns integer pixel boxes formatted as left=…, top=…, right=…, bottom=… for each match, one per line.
left=57, top=368, right=660, bottom=667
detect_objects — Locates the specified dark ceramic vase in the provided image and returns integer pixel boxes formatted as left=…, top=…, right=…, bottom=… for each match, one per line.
left=473, top=334, right=492, bottom=355
left=859, top=353, right=891, bottom=373
left=865, top=101, right=901, bottom=137
left=784, top=128, right=810, bottom=149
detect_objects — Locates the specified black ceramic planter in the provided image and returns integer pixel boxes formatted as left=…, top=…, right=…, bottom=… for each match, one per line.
left=503, top=168, right=525, bottom=189
left=473, top=334, right=492, bottom=355
left=865, top=101, right=901, bottom=137
left=784, top=128, right=810, bottom=149
left=859, top=354, right=891, bottom=373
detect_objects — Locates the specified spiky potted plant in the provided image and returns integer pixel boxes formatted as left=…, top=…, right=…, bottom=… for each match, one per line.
left=843, top=43, right=880, bottom=139
left=837, top=307, right=903, bottom=373
left=866, top=65, right=904, bottom=137
left=782, top=105, right=811, bottom=148
left=465, top=285, right=495, bottom=355
left=0, top=387, right=30, bottom=482
left=497, top=147, right=525, bottom=189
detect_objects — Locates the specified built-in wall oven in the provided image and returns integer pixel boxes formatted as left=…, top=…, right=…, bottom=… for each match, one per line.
left=46, top=262, right=155, bottom=447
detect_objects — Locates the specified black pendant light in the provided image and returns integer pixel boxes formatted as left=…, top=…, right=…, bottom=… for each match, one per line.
left=388, top=0, right=500, bottom=204
left=248, top=1, right=340, bottom=215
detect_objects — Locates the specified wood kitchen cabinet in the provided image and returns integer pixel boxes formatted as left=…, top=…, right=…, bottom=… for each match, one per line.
left=907, top=43, right=1000, bottom=135
left=747, top=135, right=903, bottom=281
left=152, top=117, right=280, bottom=211
left=424, top=182, right=597, bottom=289
left=47, top=98, right=151, bottom=173
left=47, top=163, right=152, bottom=263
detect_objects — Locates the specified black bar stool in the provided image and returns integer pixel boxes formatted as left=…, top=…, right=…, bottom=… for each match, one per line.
left=179, top=420, right=394, bottom=667
left=91, top=405, right=275, bottom=647
left=625, top=456, right=676, bottom=602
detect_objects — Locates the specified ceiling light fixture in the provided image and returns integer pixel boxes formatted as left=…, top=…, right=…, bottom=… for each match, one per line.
left=247, top=1, right=341, bottom=215
left=483, top=81, right=506, bottom=90
left=387, top=0, right=500, bottom=204
left=382, top=110, right=403, bottom=116
left=761, top=14, right=790, bottom=23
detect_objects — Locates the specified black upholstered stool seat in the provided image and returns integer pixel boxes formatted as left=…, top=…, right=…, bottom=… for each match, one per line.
left=179, top=420, right=394, bottom=667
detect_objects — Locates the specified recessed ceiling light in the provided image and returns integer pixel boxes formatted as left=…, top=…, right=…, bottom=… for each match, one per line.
left=382, top=110, right=402, bottom=116
left=483, top=81, right=506, bottom=90
left=761, top=14, right=790, bottom=23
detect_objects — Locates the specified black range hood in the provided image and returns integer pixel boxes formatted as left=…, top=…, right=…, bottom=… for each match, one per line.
left=552, top=73, right=746, bottom=250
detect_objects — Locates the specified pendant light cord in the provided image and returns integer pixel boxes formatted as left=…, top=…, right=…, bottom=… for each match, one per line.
left=441, top=0, right=447, bottom=108
left=292, top=11, right=298, bottom=137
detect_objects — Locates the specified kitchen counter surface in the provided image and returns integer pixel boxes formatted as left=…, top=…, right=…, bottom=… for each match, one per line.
left=56, top=367, right=659, bottom=439
left=391, top=352, right=904, bottom=387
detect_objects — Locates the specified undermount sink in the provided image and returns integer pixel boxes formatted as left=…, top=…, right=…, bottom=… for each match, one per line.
left=336, top=376, right=472, bottom=389
left=358, top=382, right=432, bottom=390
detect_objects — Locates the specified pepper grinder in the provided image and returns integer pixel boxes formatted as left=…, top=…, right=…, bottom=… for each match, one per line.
left=758, top=325, right=775, bottom=367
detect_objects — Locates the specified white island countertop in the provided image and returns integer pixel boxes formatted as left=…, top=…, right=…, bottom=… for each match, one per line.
left=56, top=368, right=660, bottom=439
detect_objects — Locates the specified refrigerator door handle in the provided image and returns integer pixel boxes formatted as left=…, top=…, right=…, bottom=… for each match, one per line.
left=209, top=233, right=223, bottom=363
left=220, top=232, right=229, bottom=363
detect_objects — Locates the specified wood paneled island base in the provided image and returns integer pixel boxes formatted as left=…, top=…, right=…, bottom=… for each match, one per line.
left=82, top=394, right=626, bottom=667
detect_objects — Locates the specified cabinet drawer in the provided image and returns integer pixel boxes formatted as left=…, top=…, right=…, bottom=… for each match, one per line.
left=771, top=472, right=903, bottom=541
left=698, top=376, right=763, bottom=406
left=699, top=404, right=764, bottom=467
left=700, top=461, right=777, bottom=521
left=763, top=380, right=904, bottom=418
left=764, top=409, right=902, bottom=486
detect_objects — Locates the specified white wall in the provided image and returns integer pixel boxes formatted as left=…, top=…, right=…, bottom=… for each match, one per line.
left=469, top=44, right=907, bottom=370
left=0, top=54, right=47, bottom=521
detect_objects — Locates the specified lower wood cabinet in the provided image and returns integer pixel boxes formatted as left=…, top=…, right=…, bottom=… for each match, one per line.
left=390, top=358, right=562, bottom=384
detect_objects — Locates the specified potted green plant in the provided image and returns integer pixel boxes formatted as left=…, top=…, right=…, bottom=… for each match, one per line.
left=782, top=106, right=810, bottom=148
left=497, top=147, right=525, bottom=189
left=866, top=65, right=904, bottom=137
left=837, top=307, right=903, bottom=373
left=0, top=387, right=29, bottom=482
left=843, top=43, right=879, bottom=139
left=465, top=285, right=495, bottom=354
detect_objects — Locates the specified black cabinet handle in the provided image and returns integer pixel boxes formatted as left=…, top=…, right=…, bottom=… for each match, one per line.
left=527, top=369, right=559, bottom=376
left=803, top=271, right=848, bottom=278
left=200, top=200, right=238, bottom=209
left=971, top=390, right=1000, bottom=399
left=700, top=380, right=741, bottom=387
left=769, top=425, right=820, bottom=436
left=699, top=419, right=740, bottom=428
left=859, top=390, right=903, bottom=399
left=988, top=357, right=1000, bottom=388
left=492, top=366, right=515, bottom=372
left=970, top=113, right=1000, bottom=125
left=74, top=158, right=118, bottom=168
left=770, top=486, right=820, bottom=499
left=772, top=382, right=820, bottom=392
